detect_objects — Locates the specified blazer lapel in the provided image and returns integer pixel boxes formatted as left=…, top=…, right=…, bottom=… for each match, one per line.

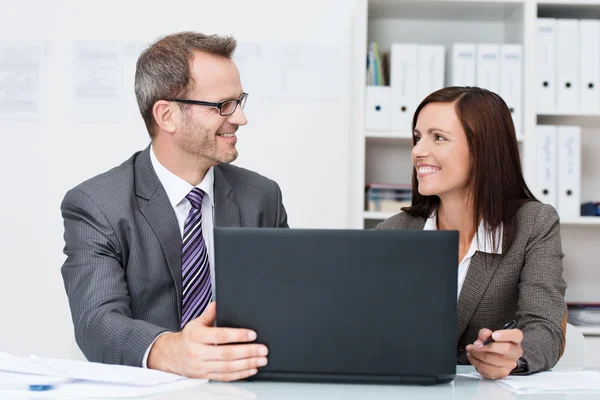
left=213, top=166, right=241, bottom=227
left=456, top=226, right=508, bottom=340
left=135, top=146, right=183, bottom=319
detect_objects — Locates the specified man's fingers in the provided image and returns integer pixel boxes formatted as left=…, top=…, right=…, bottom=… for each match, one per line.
left=206, top=368, right=259, bottom=382
left=491, top=328, right=523, bottom=344
left=203, top=343, right=269, bottom=361
left=196, top=302, right=217, bottom=326
left=208, top=357, right=268, bottom=374
left=196, top=327, right=259, bottom=345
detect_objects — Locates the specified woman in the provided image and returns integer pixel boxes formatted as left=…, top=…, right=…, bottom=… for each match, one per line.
left=377, top=87, right=567, bottom=379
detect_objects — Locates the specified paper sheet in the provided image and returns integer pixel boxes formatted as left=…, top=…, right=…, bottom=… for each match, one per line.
left=458, top=371, right=600, bottom=394
left=0, top=352, right=186, bottom=386
left=233, top=42, right=262, bottom=123
left=0, top=373, right=206, bottom=398
left=73, top=41, right=124, bottom=122
left=0, top=352, right=207, bottom=398
left=0, top=41, right=46, bottom=120
left=260, top=43, right=338, bottom=100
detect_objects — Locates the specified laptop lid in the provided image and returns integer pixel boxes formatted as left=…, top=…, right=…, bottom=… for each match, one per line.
left=215, top=228, right=458, bottom=384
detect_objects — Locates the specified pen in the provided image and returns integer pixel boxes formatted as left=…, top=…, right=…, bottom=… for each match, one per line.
left=481, top=320, right=517, bottom=346
left=28, top=384, right=55, bottom=391
left=2, top=383, right=59, bottom=392
left=2, top=377, right=73, bottom=392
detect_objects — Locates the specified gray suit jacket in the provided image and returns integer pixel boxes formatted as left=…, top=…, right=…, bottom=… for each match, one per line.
left=376, top=201, right=567, bottom=374
left=61, top=146, right=288, bottom=367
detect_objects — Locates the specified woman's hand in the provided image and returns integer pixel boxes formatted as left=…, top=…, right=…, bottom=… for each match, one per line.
left=466, top=327, right=524, bottom=379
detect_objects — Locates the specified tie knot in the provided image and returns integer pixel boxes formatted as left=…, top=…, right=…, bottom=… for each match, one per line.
left=186, top=188, right=205, bottom=209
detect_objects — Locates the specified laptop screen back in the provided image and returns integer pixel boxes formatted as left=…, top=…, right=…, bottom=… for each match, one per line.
left=215, top=228, right=458, bottom=383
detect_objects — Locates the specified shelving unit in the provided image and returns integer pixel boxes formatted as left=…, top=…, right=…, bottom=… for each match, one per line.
left=351, top=0, right=600, bottom=367
left=579, top=326, right=600, bottom=337
left=365, top=213, right=600, bottom=226
left=366, top=131, right=413, bottom=139
left=366, top=130, right=525, bottom=140
left=562, top=217, right=600, bottom=226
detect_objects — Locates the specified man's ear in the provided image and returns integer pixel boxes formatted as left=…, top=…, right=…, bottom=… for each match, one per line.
left=153, top=100, right=177, bottom=133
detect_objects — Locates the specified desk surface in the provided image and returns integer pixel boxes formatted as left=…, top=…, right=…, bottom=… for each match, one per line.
left=151, top=367, right=600, bottom=400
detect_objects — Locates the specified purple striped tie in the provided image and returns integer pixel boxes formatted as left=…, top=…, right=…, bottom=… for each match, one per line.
left=181, top=188, right=212, bottom=328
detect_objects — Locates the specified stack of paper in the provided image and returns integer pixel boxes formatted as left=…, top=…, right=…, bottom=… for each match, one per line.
left=459, top=370, right=600, bottom=394
left=0, top=351, right=207, bottom=398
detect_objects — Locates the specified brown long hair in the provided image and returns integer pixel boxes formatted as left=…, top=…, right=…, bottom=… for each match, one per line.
left=403, top=86, right=537, bottom=251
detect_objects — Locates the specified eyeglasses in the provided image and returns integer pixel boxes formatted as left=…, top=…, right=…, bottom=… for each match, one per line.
left=167, top=93, right=248, bottom=116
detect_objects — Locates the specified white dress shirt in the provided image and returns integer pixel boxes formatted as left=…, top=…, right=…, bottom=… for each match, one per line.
left=142, top=145, right=216, bottom=367
left=423, top=212, right=503, bottom=301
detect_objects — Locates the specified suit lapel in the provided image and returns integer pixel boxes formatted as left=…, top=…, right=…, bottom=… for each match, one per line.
left=135, top=146, right=183, bottom=319
left=213, top=166, right=241, bottom=227
left=456, top=227, right=508, bottom=340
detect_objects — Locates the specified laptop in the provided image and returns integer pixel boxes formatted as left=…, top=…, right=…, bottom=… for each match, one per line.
left=214, top=228, right=458, bottom=385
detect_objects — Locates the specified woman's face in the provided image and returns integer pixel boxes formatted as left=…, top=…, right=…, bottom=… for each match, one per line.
left=411, top=102, right=471, bottom=201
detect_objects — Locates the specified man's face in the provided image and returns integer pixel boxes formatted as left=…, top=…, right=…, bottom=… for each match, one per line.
left=175, top=51, right=247, bottom=165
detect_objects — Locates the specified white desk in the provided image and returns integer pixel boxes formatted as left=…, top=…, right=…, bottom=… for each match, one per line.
left=148, top=367, right=600, bottom=400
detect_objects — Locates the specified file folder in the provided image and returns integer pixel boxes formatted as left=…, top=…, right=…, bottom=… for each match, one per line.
left=450, top=43, right=476, bottom=87
left=365, top=86, right=391, bottom=131
left=417, top=45, right=445, bottom=103
left=535, top=125, right=558, bottom=208
left=579, top=20, right=600, bottom=112
left=536, top=18, right=556, bottom=113
left=556, top=19, right=579, bottom=112
left=500, top=45, right=523, bottom=138
left=557, top=125, right=581, bottom=219
left=476, top=44, right=500, bottom=93
left=390, top=44, right=418, bottom=131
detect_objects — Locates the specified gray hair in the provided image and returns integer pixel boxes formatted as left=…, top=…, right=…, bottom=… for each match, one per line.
left=134, top=32, right=237, bottom=138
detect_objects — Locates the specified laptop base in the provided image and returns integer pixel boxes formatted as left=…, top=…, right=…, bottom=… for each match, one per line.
left=248, top=371, right=455, bottom=385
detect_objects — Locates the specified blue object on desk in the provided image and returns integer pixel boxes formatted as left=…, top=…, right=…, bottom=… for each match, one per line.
left=29, top=384, right=55, bottom=391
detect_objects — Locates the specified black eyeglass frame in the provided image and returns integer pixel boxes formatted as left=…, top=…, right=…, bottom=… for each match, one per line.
left=167, top=92, right=248, bottom=116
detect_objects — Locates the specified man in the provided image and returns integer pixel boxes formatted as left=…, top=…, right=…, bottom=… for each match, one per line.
left=61, top=32, right=288, bottom=382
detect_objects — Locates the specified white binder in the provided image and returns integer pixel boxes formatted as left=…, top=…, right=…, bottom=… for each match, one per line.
left=476, top=44, right=500, bottom=93
left=450, top=43, right=476, bottom=87
left=536, top=18, right=556, bottom=113
left=535, top=125, right=558, bottom=208
left=417, top=45, right=445, bottom=103
left=556, top=19, right=580, bottom=112
left=390, top=44, right=418, bottom=131
left=557, top=125, right=581, bottom=219
left=500, top=45, right=523, bottom=138
left=365, top=86, right=391, bottom=131
left=579, top=20, right=600, bottom=112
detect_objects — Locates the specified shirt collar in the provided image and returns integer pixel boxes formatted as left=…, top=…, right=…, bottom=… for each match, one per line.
left=149, top=144, right=215, bottom=208
left=423, top=211, right=503, bottom=255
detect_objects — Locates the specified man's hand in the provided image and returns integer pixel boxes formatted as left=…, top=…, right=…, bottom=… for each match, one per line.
left=466, top=327, right=524, bottom=380
left=147, top=302, right=268, bottom=381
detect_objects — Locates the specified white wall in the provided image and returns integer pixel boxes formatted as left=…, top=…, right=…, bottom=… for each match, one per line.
left=0, top=0, right=361, bottom=359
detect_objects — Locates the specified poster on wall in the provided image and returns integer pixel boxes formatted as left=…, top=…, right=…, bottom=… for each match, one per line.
left=0, top=42, right=47, bottom=121
left=260, top=43, right=339, bottom=101
left=73, top=41, right=124, bottom=123
left=233, top=42, right=262, bottom=125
